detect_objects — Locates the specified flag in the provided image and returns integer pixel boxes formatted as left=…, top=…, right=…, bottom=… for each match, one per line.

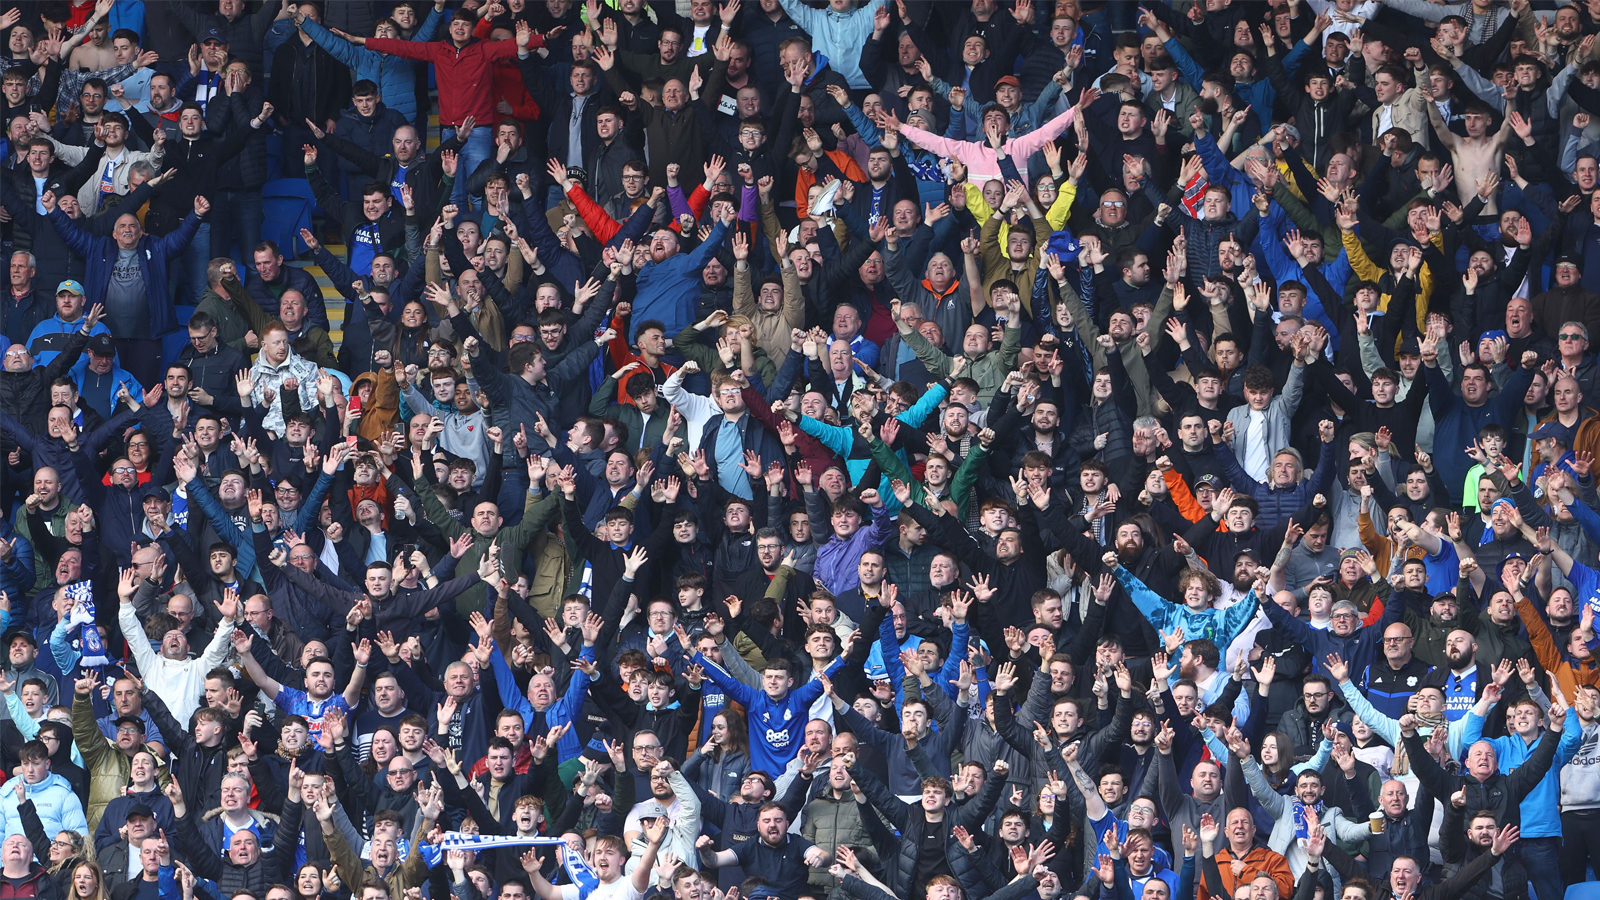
left=63, top=581, right=108, bottom=666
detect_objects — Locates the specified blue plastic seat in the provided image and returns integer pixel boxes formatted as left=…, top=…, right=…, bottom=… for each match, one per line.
left=1564, top=883, right=1600, bottom=900
left=260, top=178, right=317, bottom=258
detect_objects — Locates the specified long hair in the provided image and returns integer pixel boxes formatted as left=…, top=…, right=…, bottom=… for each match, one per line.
left=67, top=859, right=109, bottom=900
left=715, top=708, right=751, bottom=761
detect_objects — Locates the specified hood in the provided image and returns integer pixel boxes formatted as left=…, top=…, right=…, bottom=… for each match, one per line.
left=202, top=806, right=279, bottom=825
left=22, top=772, right=76, bottom=796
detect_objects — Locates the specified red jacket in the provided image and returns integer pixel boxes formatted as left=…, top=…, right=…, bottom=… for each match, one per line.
left=365, top=36, right=527, bottom=128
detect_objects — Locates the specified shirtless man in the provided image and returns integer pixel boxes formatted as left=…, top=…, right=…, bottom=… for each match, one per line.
left=1426, top=98, right=1515, bottom=215
left=63, top=0, right=118, bottom=71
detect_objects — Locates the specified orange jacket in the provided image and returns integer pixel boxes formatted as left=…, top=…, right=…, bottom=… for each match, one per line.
left=794, top=151, right=866, bottom=219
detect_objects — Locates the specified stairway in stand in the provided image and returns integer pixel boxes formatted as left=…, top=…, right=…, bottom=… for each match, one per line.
left=286, top=110, right=442, bottom=352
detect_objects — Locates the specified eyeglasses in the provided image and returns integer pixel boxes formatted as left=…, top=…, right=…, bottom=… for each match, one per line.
left=739, top=128, right=763, bottom=136
left=1101, top=200, right=1125, bottom=208
left=1382, top=636, right=1413, bottom=644
left=633, top=743, right=662, bottom=752
left=1560, top=333, right=1586, bottom=341
left=1302, top=691, right=1331, bottom=700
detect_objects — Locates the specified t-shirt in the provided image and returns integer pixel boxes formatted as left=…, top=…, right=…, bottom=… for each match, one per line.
left=1443, top=667, right=1478, bottom=720
left=350, top=222, right=381, bottom=276
left=560, top=877, right=641, bottom=900
left=106, top=247, right=150, bottom=338
left=1425, top=540, right=1461, bottom=596
left=274, top=686, right=351, bottom=739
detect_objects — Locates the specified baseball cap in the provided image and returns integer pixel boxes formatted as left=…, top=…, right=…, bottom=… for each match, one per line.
left=113, top=715, right=146, bottom=733
left=56, top=280, right=85, bottom=296
left=635, top=800, right=670, bottom=820
left=1396, top=338, right=1421, bottom=357
left=995, top=75, right=1021, bottom=89
left=124, top=803, right=155, bottom=820
left=4, top=629, right=35, bottom=648
left=87, top=333, right=115, bottom=357
left=1532, top=421, right=1574, bottom=445
left=140, top=484, right=171, bottom=503
left=201, top=27, right=227, bottom=44
left=1195, top=473, right=1225, bottom=489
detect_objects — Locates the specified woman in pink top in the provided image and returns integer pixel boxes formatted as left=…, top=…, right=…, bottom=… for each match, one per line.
left=882, top=86, right=1100, bottom=184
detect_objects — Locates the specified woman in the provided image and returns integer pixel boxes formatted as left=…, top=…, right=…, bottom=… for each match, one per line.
left=683, top=710, right=752, bottom=799
left=293, top=862, right=325, bottom=900
left=393, top=301, right=431, bottom=369
left=362, top=727, right=401, bottom=780
left=64, top=858, right=107, bottom=900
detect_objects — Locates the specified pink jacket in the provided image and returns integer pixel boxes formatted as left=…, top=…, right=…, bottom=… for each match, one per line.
left=899, top=106, right=1079, bottom=183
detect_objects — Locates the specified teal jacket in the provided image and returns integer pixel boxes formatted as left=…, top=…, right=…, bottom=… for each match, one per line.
left=795, top=383, right=948, bottom=513
left=1115, top=567, right=1259, bottom=657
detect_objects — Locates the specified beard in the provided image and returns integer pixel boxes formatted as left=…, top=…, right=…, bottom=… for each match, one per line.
left=1232, top=571, right=1255, bottom=591
left=1115, top=538, right=1143, bottom=565
left=1179, top=660, right=1199, bottom=680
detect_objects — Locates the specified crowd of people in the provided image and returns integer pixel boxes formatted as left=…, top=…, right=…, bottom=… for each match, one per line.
left=0, top=5, right=1598, bottom=900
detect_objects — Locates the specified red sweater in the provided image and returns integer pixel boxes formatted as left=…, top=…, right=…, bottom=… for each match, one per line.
left=365, top=36, right=526, bottom=128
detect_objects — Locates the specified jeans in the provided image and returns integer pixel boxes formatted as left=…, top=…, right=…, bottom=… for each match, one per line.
left=174, top=221, right=211, bottom=307
left=1561, top=810, right=1600, bottom=885
left=210, top=190, right=263, bottom=272
left=441, top=126, right=494, bottom=209
left=1521, top=835, right=1563, bottom=900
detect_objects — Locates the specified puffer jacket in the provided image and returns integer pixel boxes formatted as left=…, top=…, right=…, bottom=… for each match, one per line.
left=0, top=331, right=89, bottom=440
left=883, top=240, right=973, bottom=359
left=683, top=747, right=751, bottom=802
left=850, top=760, right=1002, bottom=900
left=801, top=789, right=880, bottom=888
left=0, top=773, right=86, bottom=841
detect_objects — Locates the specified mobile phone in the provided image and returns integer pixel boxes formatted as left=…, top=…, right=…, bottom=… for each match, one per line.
left=349, top=394, right=363, bottom=416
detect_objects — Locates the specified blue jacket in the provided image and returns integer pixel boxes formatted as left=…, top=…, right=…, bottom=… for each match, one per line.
left=0, top=517, right=33, bottom=608
left=26, top=315, right=112, bottom=367
left=489, top=643, right=592, bottom=762
left=694, top=652, right=843, bottom=776
left=300, top=13, right=442, bottom=123
left=1263, top=591, right=1406, bottom=684
left=774, top=0, right=886, bottom=90
left=795, top=382, right=948, bottom=514
left=1425, top=362, right=1534, bottom=505
left=1165, top=37, right=1275, bottom=132
left=1462, top=705, right=1581, bottom=838
left=1118, top=567, right=1259, bottom=651
left=630, top=221, right=730, bottom=338
left=0, top=772, right=88, bottom=841
left=47, top=209, right=203, bottom=338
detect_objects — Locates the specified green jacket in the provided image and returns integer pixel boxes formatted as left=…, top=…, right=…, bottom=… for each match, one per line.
left=193, top=278, right=259, bottom=355
left=670, top=321, right=779, bottom=386
left=406, top=476, right=561, bottom=615
left=866, top=437, right=990, bottom=519
left=900, top=321, right=1021, bottom=405
left=587, top=376, right=671, bottom=455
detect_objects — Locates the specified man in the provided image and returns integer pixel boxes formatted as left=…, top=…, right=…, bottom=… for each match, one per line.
left=627, top=214, right=733, bottom=338
left=176, top=309, right=248, bottom=418
left=270, top=3, right=351, bottom=160
left=525, top=817, right=667, bottom=900
left=43, top=111, right=164, bottom=216
left=44, top=191, right=205, bottom=386
left=246, top=240, right=325, bottom=330
left=302, top=146, right=404, bottom=278
left=1233, top=732, right=1374, bottom=876
left=0, top=739, right=88, bottom=841
left=697, top=802, right=831, bottom=900
left=26, top=280, right=113, bottom=367
left=1365, top=622, right=1435, bottom=720
left=0, top=252, right=52, bottom=348
left=362, top=8, right=523, bottom=207
left=141, top=680, right=231, bottom=812
left=116, top=567, right=237, bottom=726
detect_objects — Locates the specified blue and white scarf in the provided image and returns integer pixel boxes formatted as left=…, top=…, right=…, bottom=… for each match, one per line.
left=438, top=833, right=598, bottom=898
left=64, top=581, right=109, bottom=666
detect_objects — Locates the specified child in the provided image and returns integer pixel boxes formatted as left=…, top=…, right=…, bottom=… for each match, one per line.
left=1462, top=423, right=1510, bottom=512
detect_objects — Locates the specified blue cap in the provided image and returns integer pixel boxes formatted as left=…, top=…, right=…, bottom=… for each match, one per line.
left=56, top=280, right=84, bottom=295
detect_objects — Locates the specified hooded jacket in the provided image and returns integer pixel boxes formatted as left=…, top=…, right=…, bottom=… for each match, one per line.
left=0, top=773, right=87, bottom=842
